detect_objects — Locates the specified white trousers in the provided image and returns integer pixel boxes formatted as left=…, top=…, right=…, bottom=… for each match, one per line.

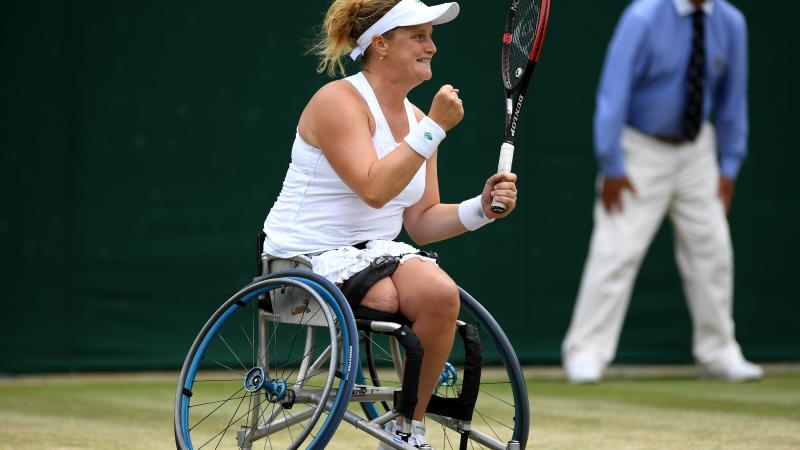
left=562, top=124, right=745, bottom=368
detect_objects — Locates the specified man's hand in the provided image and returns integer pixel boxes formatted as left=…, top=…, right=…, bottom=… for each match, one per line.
left=601, top=176, right=637, bottom=213
left=718, top=176, right=735, bottom=213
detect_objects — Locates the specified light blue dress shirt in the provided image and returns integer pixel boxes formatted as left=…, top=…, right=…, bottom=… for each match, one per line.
left=594, top=0, right=748, bottom=179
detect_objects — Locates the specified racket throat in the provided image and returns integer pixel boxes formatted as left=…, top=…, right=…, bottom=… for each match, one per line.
left=505, top=98, right=514, bottom=129
left=506, top=92, right=525, bottom=142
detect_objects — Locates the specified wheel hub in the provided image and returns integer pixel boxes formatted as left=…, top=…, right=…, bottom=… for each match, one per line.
left=244, top=367, right=288, bottom=403
left=438, top=362, right=458, bottom=389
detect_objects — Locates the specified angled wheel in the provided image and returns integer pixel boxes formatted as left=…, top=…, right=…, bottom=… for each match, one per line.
left=175, top=271, right=358, bottom=450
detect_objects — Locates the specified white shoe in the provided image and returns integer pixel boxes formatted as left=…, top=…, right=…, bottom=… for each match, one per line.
left=564, top=354, right=602, bottom=384
left=377, top=419, right=432, bottom=449
left=408, top=420, right=432, bottom=449
left=699, top=358, right=763, bottom=382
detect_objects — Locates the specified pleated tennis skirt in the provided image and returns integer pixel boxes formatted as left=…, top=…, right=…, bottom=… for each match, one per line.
left=311, top=240, right=437, bottom=284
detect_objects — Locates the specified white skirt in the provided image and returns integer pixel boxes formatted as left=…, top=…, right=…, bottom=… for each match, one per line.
left=311, top=240, right=437, bottom=284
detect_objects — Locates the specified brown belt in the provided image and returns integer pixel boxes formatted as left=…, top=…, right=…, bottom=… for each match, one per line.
left=653, top=134, right=689, bottom=145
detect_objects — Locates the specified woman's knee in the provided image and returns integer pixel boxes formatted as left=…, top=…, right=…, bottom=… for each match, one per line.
left=392, top=259, right=460, bottom=320
left=427, top=277, right=460, bottom=319
left=407, top=271, right=460, bottom=320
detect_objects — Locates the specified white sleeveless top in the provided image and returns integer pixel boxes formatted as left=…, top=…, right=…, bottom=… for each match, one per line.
left=262, top=72, right=426, bottom=258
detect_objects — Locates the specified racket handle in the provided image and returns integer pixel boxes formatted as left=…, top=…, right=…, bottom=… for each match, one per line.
left=490, top=142, right=515, bottom=213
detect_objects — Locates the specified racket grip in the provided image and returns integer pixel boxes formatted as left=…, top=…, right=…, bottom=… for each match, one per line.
left=490, top=142, right=515, bottom=213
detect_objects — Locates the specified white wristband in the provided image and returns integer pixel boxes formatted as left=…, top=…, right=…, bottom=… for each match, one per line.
left=458, top=195, right=494, bottom=231
left=404, top=116, right=446, bottom=159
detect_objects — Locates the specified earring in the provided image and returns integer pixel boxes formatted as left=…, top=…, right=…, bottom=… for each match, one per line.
left=379, top=55, right=385, bottom=61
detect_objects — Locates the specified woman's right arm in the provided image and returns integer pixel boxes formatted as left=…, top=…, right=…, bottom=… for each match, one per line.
left=300, top=82, right=462, bottom=209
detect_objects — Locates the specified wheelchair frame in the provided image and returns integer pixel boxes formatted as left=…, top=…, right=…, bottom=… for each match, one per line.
left=174, top=255, right=529, bottom=450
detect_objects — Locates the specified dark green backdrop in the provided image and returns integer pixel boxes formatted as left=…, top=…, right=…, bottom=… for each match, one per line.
left=2, top=1, right=798, bottom=373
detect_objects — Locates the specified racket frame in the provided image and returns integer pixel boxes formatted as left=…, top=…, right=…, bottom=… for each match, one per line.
left=492, top=0, right=551, bottom=213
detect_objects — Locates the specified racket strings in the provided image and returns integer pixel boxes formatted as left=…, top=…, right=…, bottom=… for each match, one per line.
left=502, top=0, right=543, bottom=90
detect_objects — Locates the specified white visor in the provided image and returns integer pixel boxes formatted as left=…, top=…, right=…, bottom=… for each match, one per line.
left=349, top=0, right=460, bottom=61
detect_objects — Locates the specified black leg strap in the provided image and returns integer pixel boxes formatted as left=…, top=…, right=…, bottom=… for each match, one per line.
left=391, top=324, right=423, bottom=420
left=355, top=313, right=483, bottom=422
left=426, top=323, right=483, bottom=421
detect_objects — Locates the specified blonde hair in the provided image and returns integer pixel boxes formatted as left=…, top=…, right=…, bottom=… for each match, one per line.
left=312, top=0, right=401, bottom=78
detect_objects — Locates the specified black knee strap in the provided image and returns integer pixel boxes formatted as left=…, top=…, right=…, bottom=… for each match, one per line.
left=340, top=256, right=400, bottom=310
left=340, top=251, right=440, bottom=310
left=426, top=323, right=483, bottom=421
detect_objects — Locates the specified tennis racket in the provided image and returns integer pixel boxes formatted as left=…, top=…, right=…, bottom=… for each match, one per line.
left=491, top=0, right=551, bottom=213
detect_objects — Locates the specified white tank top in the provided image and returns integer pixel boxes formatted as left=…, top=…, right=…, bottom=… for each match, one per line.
left=262, top=72, right=425, bottom=257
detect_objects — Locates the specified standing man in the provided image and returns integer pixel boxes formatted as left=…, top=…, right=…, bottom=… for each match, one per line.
left=562, top=0, right=761, bottom=383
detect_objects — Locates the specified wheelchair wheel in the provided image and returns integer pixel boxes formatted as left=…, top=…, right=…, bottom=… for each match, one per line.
left=360, top=287, right=530, bottom=449
left=175, top=271, right=358, bottom=450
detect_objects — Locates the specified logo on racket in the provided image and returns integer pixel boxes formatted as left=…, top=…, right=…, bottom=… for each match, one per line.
left=424, top=132, right=433, bottom=141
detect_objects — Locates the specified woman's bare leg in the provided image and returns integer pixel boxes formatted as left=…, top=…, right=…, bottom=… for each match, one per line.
left=359, top=259, right=460, bottom=420
left=392, top=259, right=460, bottom=420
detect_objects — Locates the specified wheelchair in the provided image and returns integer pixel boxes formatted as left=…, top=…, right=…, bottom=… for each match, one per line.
left=174, top=248, right=529, bottom=450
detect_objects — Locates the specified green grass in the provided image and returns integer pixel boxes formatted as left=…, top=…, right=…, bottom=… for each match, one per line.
left=529, top=373, right=800, bottom=450
left=1, top=370, right=798, bottom=449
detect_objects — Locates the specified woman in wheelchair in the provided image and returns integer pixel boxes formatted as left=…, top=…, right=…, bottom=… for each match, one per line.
left=261, top=0, right=517, bottom=445
left=175, top=1, right=524, bottom=449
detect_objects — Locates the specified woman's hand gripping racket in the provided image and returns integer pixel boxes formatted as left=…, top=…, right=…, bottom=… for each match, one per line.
left=491, top=0, right=551, bottom=213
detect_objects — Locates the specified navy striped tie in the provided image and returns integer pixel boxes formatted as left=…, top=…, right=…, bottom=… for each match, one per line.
left=682, top=9, right=705, bottom=141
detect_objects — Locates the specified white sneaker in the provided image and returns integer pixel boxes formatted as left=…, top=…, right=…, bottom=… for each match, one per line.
left=377, top=419, right=432, bottom=449
left=699, top=358, right=763, bottom=382
left=564, top=354, right=602, bottom=384
left=408, top=420, right=432, bottom=449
